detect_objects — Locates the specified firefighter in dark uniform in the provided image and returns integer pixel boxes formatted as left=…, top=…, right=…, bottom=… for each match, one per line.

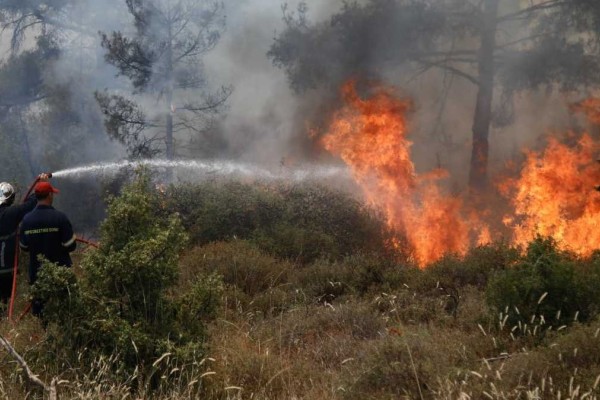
left=19, top=181, right=76, bottom=317
left=0, top=174, right=50, bottom=311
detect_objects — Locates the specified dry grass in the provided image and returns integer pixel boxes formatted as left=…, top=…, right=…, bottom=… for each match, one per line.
left=2, top=241, right=600, bottom=399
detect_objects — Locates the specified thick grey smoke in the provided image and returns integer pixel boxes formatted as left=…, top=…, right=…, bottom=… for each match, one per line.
left=203, top=0, right=342, bottom=166
left=0, top=0, right=583, bottom=185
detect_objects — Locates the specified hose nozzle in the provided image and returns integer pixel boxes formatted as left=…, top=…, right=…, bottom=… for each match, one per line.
left=37, top=172, right=53, bottom=181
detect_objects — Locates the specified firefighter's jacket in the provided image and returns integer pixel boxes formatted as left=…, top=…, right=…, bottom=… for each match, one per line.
left=19, top=205, right=76, bottom=284
left=0, top=195, right=37, bottom=276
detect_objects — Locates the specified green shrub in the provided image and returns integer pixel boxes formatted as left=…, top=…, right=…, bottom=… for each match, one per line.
left=82, top=172, right=186, bottom=328
left=427, top=241, right=519, bottom=289
left=175, top=272, right=223, bottom=338
left=167, top=181, right=391, bottom=263
left=573, top=251, right=600, bottom=318
left=486, top=237, right=598, bottom=331
left=180, top=241, right=292, bottom=297
left=293, top=253, right=415, bottom=303
left=168, top=181, right=283, bottom=244
left=32, top=171, right=219, bottom=379
left=31, top=261, right=83, bottom=325
left=252, top=223, right=339, bottom=263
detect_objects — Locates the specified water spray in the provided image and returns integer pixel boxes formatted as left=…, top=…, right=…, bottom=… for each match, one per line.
left=50, top=159, right=347, bottom=182
left=8, top=158, right=347, bottom=322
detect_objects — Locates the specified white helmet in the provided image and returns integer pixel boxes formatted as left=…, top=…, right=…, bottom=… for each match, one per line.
left=0, top=182, right=15, bottom=205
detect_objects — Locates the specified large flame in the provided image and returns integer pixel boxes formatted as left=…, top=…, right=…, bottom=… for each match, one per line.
left=319, top=81, right=600, bottom=265
left=502, top=135, right=600, bottom=255
left=500, top=97, right=600, bottom=255
left=571, top=98, right=600, bottom=126
left=320, top=80, right=478, bottom=266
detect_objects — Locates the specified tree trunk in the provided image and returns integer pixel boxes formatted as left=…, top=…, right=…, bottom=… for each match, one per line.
left=469, top=0, right=499, bottom=189
left=17, top=108, right=36, bottom=179
left=166, top=90, right=174, bottom=160
left=165, top=21, right=175, bottom=160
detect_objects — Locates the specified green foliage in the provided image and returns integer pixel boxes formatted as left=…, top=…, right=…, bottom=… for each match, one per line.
left=175, top=272, right=223, bottom=337
left=32, top=171, right=220, bottom=378
left=170, top=181, right=283, bottom=244
left=181, top=241, right=290, bottom=297
left=428, top=241, right=519, bottom=289
left=294, top=253, right=412, bottom=302
left=486, top=237, right=600, bottom=330
left=83, top=173, right=185, bottom=324
left=14, top=221, right=600, bottom=399
left=167, top=181, right=390, bottom=263
left=31, top=260, right=84, bottom=327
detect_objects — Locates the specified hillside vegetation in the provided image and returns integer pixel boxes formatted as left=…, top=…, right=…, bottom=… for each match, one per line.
left=2, top=173, right=600, bottom=399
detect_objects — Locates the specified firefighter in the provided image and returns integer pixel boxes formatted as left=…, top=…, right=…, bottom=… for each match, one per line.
left=19, top=181, right=76, bottom=317
left=0, top=174, right=50, bottom=312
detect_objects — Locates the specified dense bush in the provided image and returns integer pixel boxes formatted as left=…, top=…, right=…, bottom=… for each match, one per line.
left=427, top=241, right=519, bottom=289
left=292, top=253, right=414, bottom=302
left=180, top=241, right=301, bottom=316
left=181, top=241, right=293, bottom=296
left=10, top=177, right=600, bottom=400
left=486, top=237, right=600, bottom=331
left=167, top=181, right=391, bottom=263
left=31, top=171, right=220, bottom=378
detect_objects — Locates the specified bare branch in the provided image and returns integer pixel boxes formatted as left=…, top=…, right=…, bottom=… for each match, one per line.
left=0, top=334, right=57, bottom=400
left=497, top=0, right=565, bottom=24
left=414, top=59, right=480, bottom=86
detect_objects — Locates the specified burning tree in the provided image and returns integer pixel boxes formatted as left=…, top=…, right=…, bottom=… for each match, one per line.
left=98, top=0, right=232, bottom=159
left=269, top=0, right=600, bottom=188
left=320, top=79, right=481, bottom=265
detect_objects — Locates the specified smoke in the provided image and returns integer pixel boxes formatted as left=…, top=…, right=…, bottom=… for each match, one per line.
left=0, top=0, right=587, bottom=185
left=202, top=0, right=343, bottom=165
left=246, top=0, right=581, bottom=190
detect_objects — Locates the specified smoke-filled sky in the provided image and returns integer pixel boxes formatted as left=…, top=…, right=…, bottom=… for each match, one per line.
left=0, top=0, right=343, bottom=165
left=202, top=0, right=342, bottom=165
left=204, top=0, right=574, bottom=178
left=0, top=0, right=580, bottom=179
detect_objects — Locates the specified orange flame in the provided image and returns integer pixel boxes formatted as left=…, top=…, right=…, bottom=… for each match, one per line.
left=320, top=80, right=479, bottom=266
left=571, top=98, right=600, bottom=126
left=319, top=80, right=600, bottom=264
left=502, top=134, right=600, bottom=255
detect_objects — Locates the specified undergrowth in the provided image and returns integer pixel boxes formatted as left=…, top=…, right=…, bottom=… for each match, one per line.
left=1, top=175, right=600, bottom=399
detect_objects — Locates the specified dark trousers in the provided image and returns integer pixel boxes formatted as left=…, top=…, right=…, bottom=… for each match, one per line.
left=0, top=274, right=12, bottom=303
left=0, top=274, right=13, bottom=317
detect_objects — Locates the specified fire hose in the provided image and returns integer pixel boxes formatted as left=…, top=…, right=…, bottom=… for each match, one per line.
left=7, top=174, right=100, bottom=322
